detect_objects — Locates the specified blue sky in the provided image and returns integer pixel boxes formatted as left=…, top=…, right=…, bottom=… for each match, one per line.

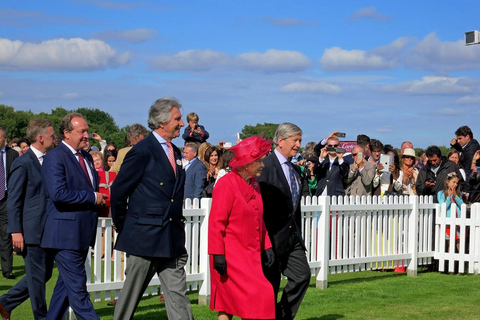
left=1, top=1, right=480, bottom=148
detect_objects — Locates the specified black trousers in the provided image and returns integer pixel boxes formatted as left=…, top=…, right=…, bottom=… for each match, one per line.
left=0, top=198, right=13, bottom=276
left=264, top=235, right=311, bottom=320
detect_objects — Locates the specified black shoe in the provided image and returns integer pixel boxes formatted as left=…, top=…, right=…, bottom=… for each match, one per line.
left=3, top=272, right=15, bottom=279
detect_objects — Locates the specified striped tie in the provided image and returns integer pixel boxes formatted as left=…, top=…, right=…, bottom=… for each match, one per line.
left=166, top=142, right=176, bottom=175
left=287, top=161, right=299, bottom=210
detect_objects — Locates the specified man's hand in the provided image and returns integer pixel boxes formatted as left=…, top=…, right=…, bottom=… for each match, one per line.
left=320, top=147, right=329, bottom=159
left=425, top=181, right=436, bottom=188
left=336, top=151, right=343, bottom=160
left=451, top=138, right=457, bottom=146
left=12, top=233, right=24, bottom=252
left=327, top=131, right=339, bottom=140
left=95, top=193, right=109, bottom=206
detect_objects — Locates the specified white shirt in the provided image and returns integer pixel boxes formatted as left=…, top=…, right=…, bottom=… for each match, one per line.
left=274, top=149, right=299, bottom=193
left=30, top=145, right=46, bottom=165
left=61, top=141, right=94, bottom=188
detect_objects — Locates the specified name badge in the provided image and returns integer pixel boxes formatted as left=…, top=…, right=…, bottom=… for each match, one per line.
left=176, top=159, right=182, bottom=166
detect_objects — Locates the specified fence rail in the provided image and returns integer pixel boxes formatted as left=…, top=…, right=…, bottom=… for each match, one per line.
left=84, top=195, right=480, bottom=305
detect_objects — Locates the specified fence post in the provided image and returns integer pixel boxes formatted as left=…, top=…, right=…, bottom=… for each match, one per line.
left=473, top=203, right=480, bottom=274
left=316, top=196, right=330, bottom=289
left=407, top=195, right=419, bottom=276
left=198, top=198, right=212, bottom=305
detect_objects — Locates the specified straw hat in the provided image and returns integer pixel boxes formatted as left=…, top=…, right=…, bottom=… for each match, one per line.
left=401, top=148, right=416, bottom=158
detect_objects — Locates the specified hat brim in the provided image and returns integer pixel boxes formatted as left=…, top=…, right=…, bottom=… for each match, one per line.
left=229, top=140, right=271, bottom=167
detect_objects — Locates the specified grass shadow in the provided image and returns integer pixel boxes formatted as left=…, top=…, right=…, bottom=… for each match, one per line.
left=304, top=315, right=344, bottom=320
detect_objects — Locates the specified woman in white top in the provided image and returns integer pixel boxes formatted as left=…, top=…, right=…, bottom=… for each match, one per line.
left=373, top=147, right=403, bottom=195
left=400, top=148, right=419, bottom=195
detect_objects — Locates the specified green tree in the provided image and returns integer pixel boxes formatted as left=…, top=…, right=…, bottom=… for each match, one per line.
left=240, top=122, right=279, bottom=140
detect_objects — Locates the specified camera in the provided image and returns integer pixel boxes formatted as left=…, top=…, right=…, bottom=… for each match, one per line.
left=88, top=133, right=93, bottom=138
left=326, top=147, right=336, bottom=152
left=337, top=132, right=346, bottom=138
left=194, top=125, right=199, bottom=130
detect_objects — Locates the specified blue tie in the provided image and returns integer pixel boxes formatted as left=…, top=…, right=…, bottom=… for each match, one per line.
left=287, top=161, right=299, bottom=210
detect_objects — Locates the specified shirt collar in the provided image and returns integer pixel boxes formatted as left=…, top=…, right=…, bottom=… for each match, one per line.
left=274, top=148, right=289, bottom=166
left=152, top=131, right=168, bottom=145
left=62, top=140, right=79, bottom=155
left=29, top=145, right=45, bottom=159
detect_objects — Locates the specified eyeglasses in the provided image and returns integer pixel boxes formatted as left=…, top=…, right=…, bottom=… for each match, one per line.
left=352, top=153, right=358, bottom=156
left=327, top=144, right=339, bottom=147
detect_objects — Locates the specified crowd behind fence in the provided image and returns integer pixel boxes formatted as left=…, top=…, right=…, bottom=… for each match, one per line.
left=84, top=195, right=480, bottom=305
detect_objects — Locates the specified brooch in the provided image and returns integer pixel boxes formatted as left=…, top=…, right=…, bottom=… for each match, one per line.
left=176, top=159, right=182, bottom=166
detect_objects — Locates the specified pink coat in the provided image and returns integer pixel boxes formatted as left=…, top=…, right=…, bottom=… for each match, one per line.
left=208, top=170, right=275, bottom=319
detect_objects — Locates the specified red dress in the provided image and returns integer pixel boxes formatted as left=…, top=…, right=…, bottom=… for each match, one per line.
left=97, top=170, right=116, bottom=217
left=208, top=171, right=275, bottom=319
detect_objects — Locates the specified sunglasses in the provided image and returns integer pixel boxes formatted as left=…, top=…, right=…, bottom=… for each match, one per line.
left=327, top=144, right=339, bottom=147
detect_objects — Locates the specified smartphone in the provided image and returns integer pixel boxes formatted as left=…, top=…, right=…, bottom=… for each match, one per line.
left=326, top=147, right=336, bottom=152
left=358, top=152, right=363, bottom=158
left=88, top=133, right=93, bottom=138
left=337, top=132, right=346, bottom=138
left=224, top=142, right=232, bottom=148
left=336, top=147, right=346, bottom=154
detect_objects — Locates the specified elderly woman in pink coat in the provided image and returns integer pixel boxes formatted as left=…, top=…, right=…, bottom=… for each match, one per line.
left=208, top=136, right=275, bottom=320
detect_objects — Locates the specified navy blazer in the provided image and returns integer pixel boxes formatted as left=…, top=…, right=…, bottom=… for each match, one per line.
left=111, top=134, right=187, bottom=258
left=258, top=152, right=306, bottom=257
left=40, top=143, right=99, bottom=251
left=7, top=148, right=47, bottom=245
left=314, top=157, right=349, bottom=196
left=184, top=157, right=207, bottom=200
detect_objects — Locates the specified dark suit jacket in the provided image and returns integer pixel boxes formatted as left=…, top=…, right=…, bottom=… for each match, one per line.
left=314, top=157, right=349, bottom=196
left=258, top=152, right=306, bottom=257
left=40, top=143, right=99, bottom=251
left=184, top=157, right=207, bottom=200
left=111, top=134, right=187, bottom=258
left=452, top=139, right=480, bottom=187
left=7, top=148, right=47, bottom=245
left=3, top=147, right=19, bottom=194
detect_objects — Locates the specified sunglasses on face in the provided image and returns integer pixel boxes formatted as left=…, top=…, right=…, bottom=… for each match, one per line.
left=327, top=144, right=339, bottom=147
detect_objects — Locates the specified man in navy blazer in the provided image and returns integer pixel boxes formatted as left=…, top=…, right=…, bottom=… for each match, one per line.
left=314, top=136, right=349, bottom=197
left=111, top=97, right=193, bottom=320
left=183, top=142, right=207, bottom=200
left=0, top=126, right=19, bottom=280
left=41, top=113, right=107, bottom=320
left=0, top=119, right=55, bottom=319
left=259, top=123, right=311, bottom=320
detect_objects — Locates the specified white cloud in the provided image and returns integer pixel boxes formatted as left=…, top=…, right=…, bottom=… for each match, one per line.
left=263, top=17, right=319, bottom=27
left=0, top=38, right=131, bottom=71
left=349, top=7, right=392, bottom=23
left=238, top=49, right=312, bottom=72
left=93, top=28, right=158, bottom=43
left=321, top=47, right=394, bottom=71
left=438, top=108, right=465, bottom=116
left=321, top=33, right=480, bottom=73
left=62, top=93, right=80, bottom=100
left=281, top=82, right=340, bottom=94
left=150, top=49, right=312, bottom=72
left=456, top=96, right=480, bottom=105
left=149, top=49, right=230, bottom=71
left=383, top=76, right=474, bottom=94
left=404, top=32, right=480, bottom=72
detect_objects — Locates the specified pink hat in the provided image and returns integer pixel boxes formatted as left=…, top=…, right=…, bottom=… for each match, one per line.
left=229, top=136, right=272, bottom=167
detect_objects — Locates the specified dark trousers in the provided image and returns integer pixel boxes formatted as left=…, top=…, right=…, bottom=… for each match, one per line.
left=264, top=236, right=311, bottom=320
left=0, top=199, right=13, bottom=276
left=46, top=249, right=98, bottom=320
left=0, top=245, right=54, bottom=319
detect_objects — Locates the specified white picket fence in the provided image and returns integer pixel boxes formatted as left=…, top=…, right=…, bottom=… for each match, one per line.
left=84, top=195, right=480, bottom=306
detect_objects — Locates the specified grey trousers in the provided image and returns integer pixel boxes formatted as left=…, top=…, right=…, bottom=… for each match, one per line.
left=113, top=253, right=194, bottom=320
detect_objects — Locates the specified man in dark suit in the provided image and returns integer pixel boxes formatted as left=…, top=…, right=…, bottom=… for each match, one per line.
left=41, top=113, right=107, bottom=319
left=183, top=142, right=207, bottom=200
left=450, top=125, right=480, bottom=191
left=314, top=136, right=349, bottom=197
left=111, top=97, right=193, bottom=320
left=0, top=126, right=19, bottom=280
left=0, top=119, right=55, bottom=319
left=259, top=123, right=311, bottom=320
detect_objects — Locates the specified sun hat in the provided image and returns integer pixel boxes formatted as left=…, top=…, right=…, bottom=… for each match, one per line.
left=229, top=136, right=272, bottom=167
left=401, top=148, right=416, bottom=158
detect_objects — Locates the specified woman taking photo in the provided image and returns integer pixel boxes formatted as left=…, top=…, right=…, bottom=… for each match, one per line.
left=400, top=148, right=418, bottom=195
left=203, top=146, right=223, bottom=197
left=208, top=136, right=275, bottom=320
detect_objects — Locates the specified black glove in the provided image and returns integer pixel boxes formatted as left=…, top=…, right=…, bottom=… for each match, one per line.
left=214, top=255, right=226, bottom=275
left=264, top=248, right=275, bottom=268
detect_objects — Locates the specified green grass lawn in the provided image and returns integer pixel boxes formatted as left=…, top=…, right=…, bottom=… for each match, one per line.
left=2, top=254, right=480, bottom=319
